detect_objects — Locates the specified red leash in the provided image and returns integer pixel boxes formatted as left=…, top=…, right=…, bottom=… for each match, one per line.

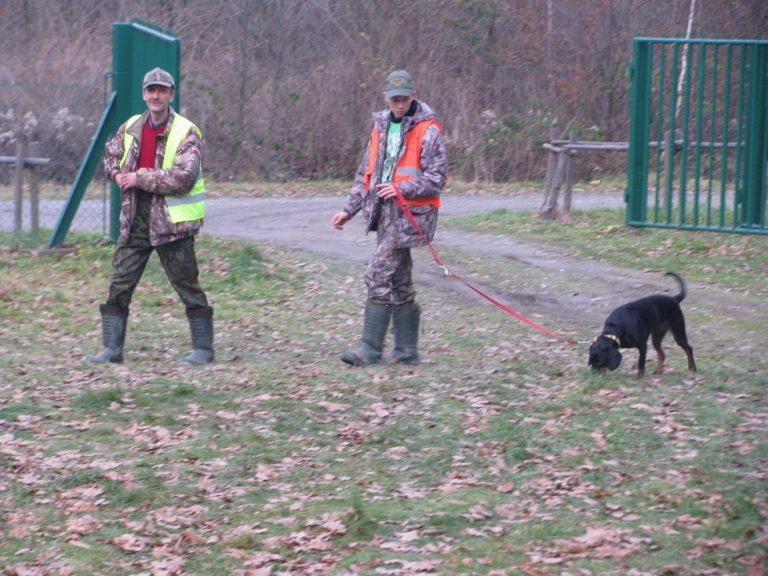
left=394, top=189, right=578, bottom=344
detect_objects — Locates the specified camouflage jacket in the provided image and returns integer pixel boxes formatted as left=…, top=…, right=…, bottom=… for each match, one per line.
left=103, top=108, right=204, bottom=246
left=342, top=100, right=447, bottom=248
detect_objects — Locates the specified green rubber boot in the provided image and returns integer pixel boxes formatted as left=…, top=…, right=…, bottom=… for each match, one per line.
left=182, top=306, right=215, bottom=365
left=384, top=304, right=421, bottom=365
left=341, top=301, right=391, bottom=366
left=84, top=304, right=128, bottom=363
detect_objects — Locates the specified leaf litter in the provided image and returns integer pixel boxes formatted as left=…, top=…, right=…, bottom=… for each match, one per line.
left=0, top=238, right=766, bottom=575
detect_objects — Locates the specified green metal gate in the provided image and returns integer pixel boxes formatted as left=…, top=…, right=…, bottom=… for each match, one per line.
left=48, top=19, right=180, bottom=247
left=627, top=38, right=768, bottom=235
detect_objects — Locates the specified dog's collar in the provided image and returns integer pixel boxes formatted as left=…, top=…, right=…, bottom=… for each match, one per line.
left=600, top=333, right=622, bottom=346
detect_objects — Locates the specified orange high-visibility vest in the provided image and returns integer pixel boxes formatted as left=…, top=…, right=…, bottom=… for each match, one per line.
left=364, top=119, right=441, bottom=208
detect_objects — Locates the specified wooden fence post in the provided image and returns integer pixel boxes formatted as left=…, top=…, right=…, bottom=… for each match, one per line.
left=562, top=131, right=577, bottom=217
left=540, top=142, right=567, bottom=220
left=28, top=141, right=41, bottom=234
left=543, top=125, right=557, bottom=200
left=14, top=140, right=27, bottom=234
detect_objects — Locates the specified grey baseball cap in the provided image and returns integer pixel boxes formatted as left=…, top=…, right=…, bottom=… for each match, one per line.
left=384, top=69, right=414, bottom=97
left=142, top=67, right=175, bottom=90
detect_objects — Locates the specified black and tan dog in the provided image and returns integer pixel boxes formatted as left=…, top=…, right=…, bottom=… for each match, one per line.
left=589, top=272, right=696, bottom=377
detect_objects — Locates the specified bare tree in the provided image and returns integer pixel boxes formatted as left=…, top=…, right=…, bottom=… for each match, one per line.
left=0, top=0, right=764, bottom=182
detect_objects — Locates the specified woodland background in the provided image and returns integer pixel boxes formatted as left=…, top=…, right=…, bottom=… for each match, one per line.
left=0, top=0, right=766, bottom=184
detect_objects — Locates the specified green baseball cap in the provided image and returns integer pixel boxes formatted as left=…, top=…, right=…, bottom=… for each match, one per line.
left=142, top=67, right=175, bottom=90
left=384, top=69, right=414, bottom=97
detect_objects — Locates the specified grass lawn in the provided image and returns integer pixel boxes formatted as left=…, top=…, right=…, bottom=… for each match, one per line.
left=0, top=206, right=766, bottom=575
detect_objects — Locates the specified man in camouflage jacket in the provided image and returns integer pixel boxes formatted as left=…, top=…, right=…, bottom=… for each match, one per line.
left=105, top=112, right=204, bottom=247
left=331, top=69, right=447, bottom=366
left=85, top=67, right=214, bottom=366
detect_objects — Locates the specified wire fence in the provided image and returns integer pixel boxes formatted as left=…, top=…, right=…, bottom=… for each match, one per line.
left=0, top=78, right=113, bottom=245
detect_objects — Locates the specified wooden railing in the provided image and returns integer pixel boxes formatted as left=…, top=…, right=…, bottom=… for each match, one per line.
left=540, top=130, right=631, bottom=220
left=1, top=141, right=50, bottom=234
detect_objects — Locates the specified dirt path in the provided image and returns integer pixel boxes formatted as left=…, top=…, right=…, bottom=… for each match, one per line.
left=203, top=193, right=629, bottom=329
left=203, top=193, right=767, bottom=351
left=203, top=192, right=627, bottom=279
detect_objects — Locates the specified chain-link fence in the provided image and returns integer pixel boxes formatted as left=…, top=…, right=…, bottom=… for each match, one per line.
left=0, top=78, right=114, bottom=246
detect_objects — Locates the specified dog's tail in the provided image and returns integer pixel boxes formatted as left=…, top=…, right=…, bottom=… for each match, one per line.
left=665, top=271, right=687, bottom=302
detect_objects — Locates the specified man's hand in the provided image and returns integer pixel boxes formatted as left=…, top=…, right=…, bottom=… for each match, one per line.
left=115, top=172, right=138, bottom=192
left=376, top=183, right=398, bottom=200
left=331, top=211, right=351, bottom=230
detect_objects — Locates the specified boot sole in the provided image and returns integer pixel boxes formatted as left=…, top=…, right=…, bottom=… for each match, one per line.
left=83, top=354, right=123, bottom=364
left=384, top=357, right=420, bottom=366
left=341, top=352, right=381, bottom=367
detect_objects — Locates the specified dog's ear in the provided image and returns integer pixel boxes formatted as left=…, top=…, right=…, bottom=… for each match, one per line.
left=588, top=344, right=596, bottom=367
left=607, top=348, right=622, bottom=370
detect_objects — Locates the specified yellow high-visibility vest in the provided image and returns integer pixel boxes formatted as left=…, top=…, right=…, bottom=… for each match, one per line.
left=121, top=113, right=205, bottom=223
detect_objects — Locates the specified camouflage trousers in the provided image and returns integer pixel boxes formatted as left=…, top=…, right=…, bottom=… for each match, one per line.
left=105, top=200, right=209, bottom=311
left=364, top=240, right=415, bottom=306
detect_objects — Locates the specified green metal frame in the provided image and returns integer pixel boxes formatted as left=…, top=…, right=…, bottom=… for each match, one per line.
left=47, top=92, right=118, bottom=247
left=48, top=19, right=180, bottom=248
left=627, top=37, right=768, bottom=235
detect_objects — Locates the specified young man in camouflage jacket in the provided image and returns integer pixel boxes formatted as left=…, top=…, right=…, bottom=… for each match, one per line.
left=85, top=67, right=214, bottom=366
left=331, top=69, right=447, bottom=366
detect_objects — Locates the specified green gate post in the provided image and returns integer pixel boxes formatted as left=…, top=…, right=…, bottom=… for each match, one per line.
left=627, top=39, right=652, bottom=226
left=743, top=43, right=767, bottom=229
left=110, top=23, right=133, bottom=242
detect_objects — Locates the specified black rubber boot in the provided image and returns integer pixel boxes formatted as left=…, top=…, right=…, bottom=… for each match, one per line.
left=182, top=306, right=215, bottom=365
left=341, top=301, right=391, bottom=366
left=384, top=304, right=421, bottom=365
left=84, top=304, right=128, bottom=363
